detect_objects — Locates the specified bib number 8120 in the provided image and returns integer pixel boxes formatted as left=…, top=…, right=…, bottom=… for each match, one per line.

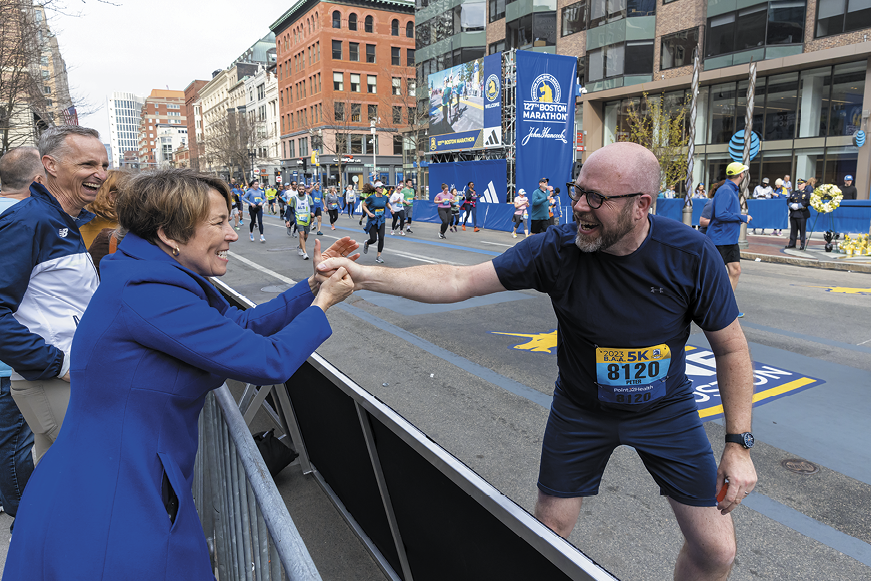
left=607, top=361, right=660, bottom=381
left=616, top=393, right=652, bottom=403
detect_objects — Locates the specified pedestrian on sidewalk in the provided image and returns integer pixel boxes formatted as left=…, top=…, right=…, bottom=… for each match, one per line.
left=751, top=178, right=772, bottom=234
left=770, top=178, right=788, bottom=236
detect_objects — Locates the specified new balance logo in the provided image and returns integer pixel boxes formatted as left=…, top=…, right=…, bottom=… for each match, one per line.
left=58, top=228, right=69, bottom=238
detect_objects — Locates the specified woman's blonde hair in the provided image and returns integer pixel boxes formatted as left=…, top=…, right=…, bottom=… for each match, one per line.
left=115, top=168, right=231, bottom=245
left=86, top=170, right=130, bottom=221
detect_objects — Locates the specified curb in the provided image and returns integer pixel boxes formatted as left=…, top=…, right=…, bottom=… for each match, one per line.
left=742, top=251, right=871, bottom=273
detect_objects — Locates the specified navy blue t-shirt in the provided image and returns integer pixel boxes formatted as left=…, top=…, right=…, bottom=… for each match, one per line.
left=492, top=215, right=738, bottom=411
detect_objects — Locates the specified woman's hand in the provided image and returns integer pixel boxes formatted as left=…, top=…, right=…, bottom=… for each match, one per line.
left=309, top=238, right=360, bottom=294
left=312, top=267, right=354, bottom=312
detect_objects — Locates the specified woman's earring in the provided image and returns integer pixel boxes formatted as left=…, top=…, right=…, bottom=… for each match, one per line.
left=172, top=247, right=180, bottom=257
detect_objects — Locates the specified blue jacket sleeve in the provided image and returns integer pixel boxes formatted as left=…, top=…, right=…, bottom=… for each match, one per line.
left=120, top=279, right=330, bottom=386
left=0, top=214, right=64, bottom=380
left=222, top=279, right=316, bottom=336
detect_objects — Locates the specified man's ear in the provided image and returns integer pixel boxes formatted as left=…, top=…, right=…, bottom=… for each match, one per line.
left=637, top=194, right=653, bottom=217
left=42, top=155, right=59, bottom=178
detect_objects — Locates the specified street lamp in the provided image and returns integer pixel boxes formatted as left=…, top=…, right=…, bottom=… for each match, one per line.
left=370, top=119, right=377, bottom=184
left=248, top=150, right=256, bottom=183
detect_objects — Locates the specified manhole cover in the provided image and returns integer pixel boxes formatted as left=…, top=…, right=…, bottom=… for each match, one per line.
left=781, top=459, right=819, bottom=475
left=267, top=247, right=299, bottom=252
left=261, top=285, right=291, bottom=293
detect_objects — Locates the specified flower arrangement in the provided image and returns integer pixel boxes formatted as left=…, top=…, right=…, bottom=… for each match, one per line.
left=810, top=184, right=843, bottom=214
left=837, top=233, right=870, bottom=256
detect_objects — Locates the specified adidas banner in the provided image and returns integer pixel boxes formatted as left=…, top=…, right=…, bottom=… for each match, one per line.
left=482, top=52, right=503, bottom=148
left=515, top=51, right=577, bottom=212
left=427, top=158, right=507, bottom=227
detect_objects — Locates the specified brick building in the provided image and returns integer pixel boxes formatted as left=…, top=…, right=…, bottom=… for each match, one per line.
left=415, top=0, right=871, bottom=197
left=184, top=80, right=208, bottom=171
left=271, top=0, right=416, bottom=187
left=138, top=89, right=187, bottom=169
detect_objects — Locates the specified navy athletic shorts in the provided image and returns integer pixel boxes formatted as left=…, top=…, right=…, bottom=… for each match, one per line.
left=537, top=384, right=717, bottom=507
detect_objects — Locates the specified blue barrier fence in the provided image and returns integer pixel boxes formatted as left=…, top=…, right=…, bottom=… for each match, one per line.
left=395, top=199, right=870, bottom=234
left=654, top=199, right=870, bottom=233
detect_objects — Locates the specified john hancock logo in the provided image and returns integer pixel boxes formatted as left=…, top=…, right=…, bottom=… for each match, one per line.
left=430, top=137, right=437, bottom=151
left=486, top=74, right=500, bottom=102
left=521, top=73, right=569, bottom=146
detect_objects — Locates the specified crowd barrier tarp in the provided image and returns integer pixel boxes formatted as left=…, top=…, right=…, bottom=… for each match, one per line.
left=411, top=200, right=518, bottom=232
left=656, top=198, right=871, bottom=232
left=427, top=159, right=507, bottom=204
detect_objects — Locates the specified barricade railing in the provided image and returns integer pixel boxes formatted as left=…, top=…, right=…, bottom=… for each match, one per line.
left=210, top=277, right=619, bottom=581
left=193, top=383, right=322, bottom=581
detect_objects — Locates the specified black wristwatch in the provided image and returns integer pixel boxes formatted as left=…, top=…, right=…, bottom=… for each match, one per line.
left=725, top=432, right=755, bottom=449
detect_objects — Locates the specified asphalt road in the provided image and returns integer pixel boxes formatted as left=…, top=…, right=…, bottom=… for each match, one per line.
left=3, top=211, right=867, bottom=580
left=217, top=211, right=871, bottom=581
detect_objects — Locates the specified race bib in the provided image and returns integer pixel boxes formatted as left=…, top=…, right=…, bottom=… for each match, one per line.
left=374, top=208, right=385, bottom=215
left=296, top=212, right=311, bottom=226
left=595, top=345, right=670, bottom=405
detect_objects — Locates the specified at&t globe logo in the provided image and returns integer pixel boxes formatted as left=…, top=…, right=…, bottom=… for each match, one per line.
left=486, top=74, right=500, bottom=102
left=531, top=74, right=561, bottom=104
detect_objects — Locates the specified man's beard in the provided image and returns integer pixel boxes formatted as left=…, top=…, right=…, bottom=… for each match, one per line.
left=574, top=202, right=635, bottom=253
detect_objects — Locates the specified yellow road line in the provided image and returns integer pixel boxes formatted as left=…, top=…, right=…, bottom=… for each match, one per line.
left=459, top=99, right=484, bottom=110
left=697, top=377, right=818, bottom=418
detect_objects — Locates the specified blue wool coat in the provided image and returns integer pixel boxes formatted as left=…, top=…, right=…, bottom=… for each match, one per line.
left=3, top=233, right=331, bottom=580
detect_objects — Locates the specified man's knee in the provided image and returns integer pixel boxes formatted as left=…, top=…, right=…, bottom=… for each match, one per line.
left=726, top=262, right=741, bottom=278
left=534, top=490, right=583, bottom=538
left=687, top=530, right=736, bottom=573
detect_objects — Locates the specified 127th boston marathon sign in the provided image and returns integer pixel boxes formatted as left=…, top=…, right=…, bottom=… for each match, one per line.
left=515, top=51, right=577, bottom=205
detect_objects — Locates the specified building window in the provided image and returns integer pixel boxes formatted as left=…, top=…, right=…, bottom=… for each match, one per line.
left=349, top=13, right=358, bottom=30
left=707, top=2, right=805, bottom=58
left=365, top=15, right=374, bottom=33
left=300, top=137, right=308, bottom=156
left=367, top=44, right=376, bottom=63
left=407, top=107, right=416, bottom=123
left=407, top=79, right=416, bottom=96
left=350, top=42, right=359, bottom=61
left=393, top=106, right=402, bottom=123
left=350, top=134, right=363, bottom=154
left=407, top=48, right=415, bottom=66
left=407, top=21, right=414, bottom=37
left=489, top=40, right=506, bottom=54
left=661, top=28, right=698, bottom=70
left=369, top=104, right=378, bottom=121
left=392, top=77, right=402, bottom=95
left=393, top=135, right=404, bottom=154
left=817, top=0, right=871, bottom=36
left=368, top=75, right=378, bottom=93
left=392, top=19, right=400, bottom=35
left=506, top=15, right=532, bottom=49
left=332, top=40, right=342, bottom=60
left=389, top=47, right=399, bottom=65
left=333, top=10, right=341, bottom=28
left=347, top=73, right=359, bottom=92
left=561, top=1, right=586, bottom=36
left=334, top=72, right=344, bottom=91
left=351, top=103, right=362, bottom=122
left=625, top=41, right=653, bottom=74
left=416, top=22, right=430, bottom=49
left=335, top=102, right=345, bottom=121
left=490, top=0, right=506, bottom=21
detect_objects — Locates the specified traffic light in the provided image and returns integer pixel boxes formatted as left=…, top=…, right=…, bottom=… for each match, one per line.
left=302, top=158, right=308, bottom=172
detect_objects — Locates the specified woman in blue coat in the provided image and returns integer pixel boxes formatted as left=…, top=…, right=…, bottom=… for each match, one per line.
left=3, top=169, right=357, bottom=580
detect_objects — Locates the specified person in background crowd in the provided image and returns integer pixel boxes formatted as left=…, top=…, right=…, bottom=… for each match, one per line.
left=663, top=184, right=676, bottom=199
left=707, top=162, right=752, bottom=316
left=325, top=186, right=341, bottom=231
left=243, top=180, right=266, bottom=242
left=358, top=181, right=374, bottom=225
left=434, top=183, right=453, bottom=239
left=290, top=186, right=314, bottom=260
left=81, top=171, right=129, bottom=276
left=782, top=174, right=792, bottom=193
left=530, top=178, right=551, bottom=234
left=786, top=179, right=811, bottom=250
left=841, top=175, right=857, bottom=200
left=698, top=180, right=725, bottom=235
left=0, top=126, right=106, bottom=468
left=389, top=185, right=406, bottom=235
left=449, top=187, right=461, bottom=232
left=694, top=183, right=706, bottom=199
left=346, top=184, right=357, bottom=218
left=277, top=183, right=288, bottom=216
left=769, top=178, right=788, bottom=236
left=512, top=188, right=530, bottom=238
left=230, top=182, right=244, bottom=229
left=362, top=182, right=389, bottom=262
left=462, top=181, right=479, bottom=231
left=311, top=182, right=324, bottom=235
left=751, top=177, right=773, bottom=234
left=401, top=178, right=415, bottom=234
left=3, top=168, right=357, bottom=581
left=265, top=183, right=278, bottom=215
left=0, top=146, right=43, bottom=523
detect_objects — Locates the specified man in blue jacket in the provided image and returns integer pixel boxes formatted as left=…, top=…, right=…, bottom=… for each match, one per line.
left=530, top=177, right=551, bottom=234
left=0, top=126, right=106, bottom=465
left=707, top=162, right=753, bottom=316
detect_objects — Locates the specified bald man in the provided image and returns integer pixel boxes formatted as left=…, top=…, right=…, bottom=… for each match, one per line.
left=318, top=142, right=757, bottom=581
left=0, top=146, right=44, bottom=212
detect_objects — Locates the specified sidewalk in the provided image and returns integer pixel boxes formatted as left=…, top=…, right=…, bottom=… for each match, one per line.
left=741, top=231, right=871, bottom=273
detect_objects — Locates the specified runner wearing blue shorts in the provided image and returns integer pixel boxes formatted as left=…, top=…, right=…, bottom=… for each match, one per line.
left=317, top=142, right=758, bottom=581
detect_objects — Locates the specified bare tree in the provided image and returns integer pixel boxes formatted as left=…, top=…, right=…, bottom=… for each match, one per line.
left=202, top=109, right=266, bottom=184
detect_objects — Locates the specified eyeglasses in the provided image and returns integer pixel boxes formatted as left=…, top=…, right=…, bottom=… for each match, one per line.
left=565, top=183, right=643, bottom=209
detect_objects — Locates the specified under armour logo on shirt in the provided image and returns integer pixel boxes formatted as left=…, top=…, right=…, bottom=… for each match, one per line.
left=650, top=287, right=664, bottom=293
left=58, top=228, right=69, bottom=238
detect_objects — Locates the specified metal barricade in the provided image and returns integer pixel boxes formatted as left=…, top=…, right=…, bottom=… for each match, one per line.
left=193, top=382, right=322, bottom=581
